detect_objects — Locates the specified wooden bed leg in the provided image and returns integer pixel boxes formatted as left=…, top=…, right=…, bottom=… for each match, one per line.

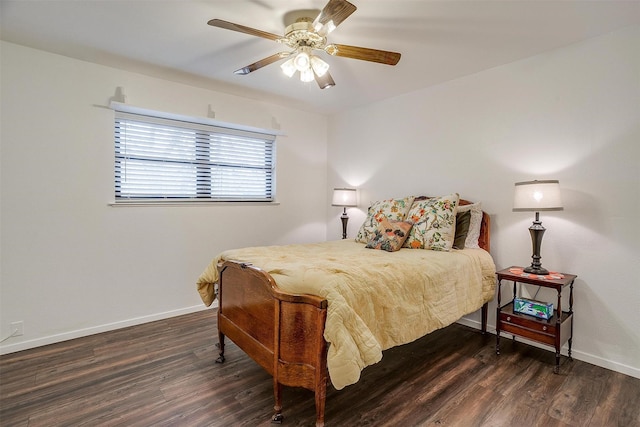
left=481, top=302, right=488, bottom=335
left=271, top=381, right=283, bottom=424
left=215, top=332, right=225, bottom=363
left=314, top=380, right=327, bottom=427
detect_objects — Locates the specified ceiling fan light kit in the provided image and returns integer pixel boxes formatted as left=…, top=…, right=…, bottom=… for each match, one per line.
left=207, top=0, right=401, bottom=89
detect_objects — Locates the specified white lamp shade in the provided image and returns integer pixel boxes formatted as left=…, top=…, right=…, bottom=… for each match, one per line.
left=310, top=55, right=330, bottom=77
left=300, top=67, right=314, bottom=83
left=332, top=188, right=357, bottom=207
left=513, top=180, right=563, bottom=211
left=280, top=57, right=297, bottom=77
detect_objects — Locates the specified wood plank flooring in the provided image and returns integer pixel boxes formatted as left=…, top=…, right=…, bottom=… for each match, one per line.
left=1, top=309, right=639, bottom=426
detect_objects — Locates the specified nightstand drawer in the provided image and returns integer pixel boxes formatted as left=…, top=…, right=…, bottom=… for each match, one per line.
left=500, top=311, right=557, bottom=335
left=500, top=315, right=556, bottom=346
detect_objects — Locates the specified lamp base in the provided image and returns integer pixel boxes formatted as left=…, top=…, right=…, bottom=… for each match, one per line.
left=525, top=212, right=548, bottom=275
left=340, top=209, right=349, bottom=239
left=523, top=265, right=549, bottom=275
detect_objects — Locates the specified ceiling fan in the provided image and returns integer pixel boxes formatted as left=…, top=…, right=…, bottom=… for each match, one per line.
left=207, top=0, right=401, bottom=89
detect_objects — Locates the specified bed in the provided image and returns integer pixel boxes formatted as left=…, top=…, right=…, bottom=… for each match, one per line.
left=197, top=195, right=495, bottom=426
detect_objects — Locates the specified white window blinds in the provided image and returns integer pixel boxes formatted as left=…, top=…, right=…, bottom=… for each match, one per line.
left=114, top=111, right=276, bottom=202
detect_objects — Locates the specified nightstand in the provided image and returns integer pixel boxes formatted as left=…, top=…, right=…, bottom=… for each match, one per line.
left=496, top=266, right=577, bottom=373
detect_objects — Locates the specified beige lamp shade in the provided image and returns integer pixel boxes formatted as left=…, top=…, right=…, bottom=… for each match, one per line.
left=332, top=188, right=357, bottom=207
left=513, top=180, right=563, bottom=212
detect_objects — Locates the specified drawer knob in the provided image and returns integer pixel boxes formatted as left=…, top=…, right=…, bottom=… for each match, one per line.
left=507, top=316, right=511, bottom=322
left=543, top=326, right=548, bottom=331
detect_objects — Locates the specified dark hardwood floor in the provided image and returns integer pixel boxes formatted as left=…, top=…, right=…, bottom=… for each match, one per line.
left=1, top=309, right=639, bottom=427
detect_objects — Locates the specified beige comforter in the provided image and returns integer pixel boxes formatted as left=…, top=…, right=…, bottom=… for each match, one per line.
left=197, top=240, right=495, bottom=390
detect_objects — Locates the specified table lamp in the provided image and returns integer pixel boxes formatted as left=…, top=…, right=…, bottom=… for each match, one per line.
left=332, top=188, right=357, bottom=239
left=513, top=180, right=563, bottom=275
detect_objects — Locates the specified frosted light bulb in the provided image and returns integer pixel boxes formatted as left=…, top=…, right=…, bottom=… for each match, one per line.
left=293, top=52, right=310, bottom=71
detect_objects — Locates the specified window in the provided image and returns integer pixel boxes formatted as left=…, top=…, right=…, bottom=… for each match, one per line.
left=114, top=110, right=276, bottom=202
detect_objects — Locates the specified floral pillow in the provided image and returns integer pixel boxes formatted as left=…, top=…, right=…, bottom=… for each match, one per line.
left=365, top=218, right=413, bottom=252
left=355, top=196, right=415, bottom=243
left=403, top=193, right=460, bottom=251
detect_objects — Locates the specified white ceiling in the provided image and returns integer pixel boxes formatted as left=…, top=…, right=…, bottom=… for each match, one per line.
left=2, top=1, right=639, bottom=115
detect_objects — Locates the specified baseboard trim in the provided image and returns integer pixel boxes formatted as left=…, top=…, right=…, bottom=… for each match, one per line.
left=456, top=317, right=640, bottom=380
left=0, top=302, right=218, bottom=355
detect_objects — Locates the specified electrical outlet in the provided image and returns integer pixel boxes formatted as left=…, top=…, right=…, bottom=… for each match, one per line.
left=10, top=321, right=23, bottom=337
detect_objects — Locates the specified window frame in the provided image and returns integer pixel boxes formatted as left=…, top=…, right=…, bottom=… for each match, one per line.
left=111, top=102, right=279, bottom=205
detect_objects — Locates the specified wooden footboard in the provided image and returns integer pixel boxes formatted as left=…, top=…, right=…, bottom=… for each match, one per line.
left=216, top=261, right=329, bottom=426
left=217, top=260, right=490, bottom=426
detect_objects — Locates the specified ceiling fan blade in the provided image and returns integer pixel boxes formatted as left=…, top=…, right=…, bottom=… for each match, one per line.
left=234, top=52, right=291, bottom=75
left=313, top=0, right=357, bottom=33
left=207, top=19, right=283, bottom=42
left=325, top=44, right=401, bottom=65
left=315, top=71, right=336, bottom=89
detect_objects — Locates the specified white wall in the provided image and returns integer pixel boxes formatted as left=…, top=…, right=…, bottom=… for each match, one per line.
left=327, top=26, right=640, bottom=378
left=0, top=42, right=328, bottom=354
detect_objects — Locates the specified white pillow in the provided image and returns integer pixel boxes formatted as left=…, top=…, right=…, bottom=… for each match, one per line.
left=457, top=202, right=482, bottom=249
